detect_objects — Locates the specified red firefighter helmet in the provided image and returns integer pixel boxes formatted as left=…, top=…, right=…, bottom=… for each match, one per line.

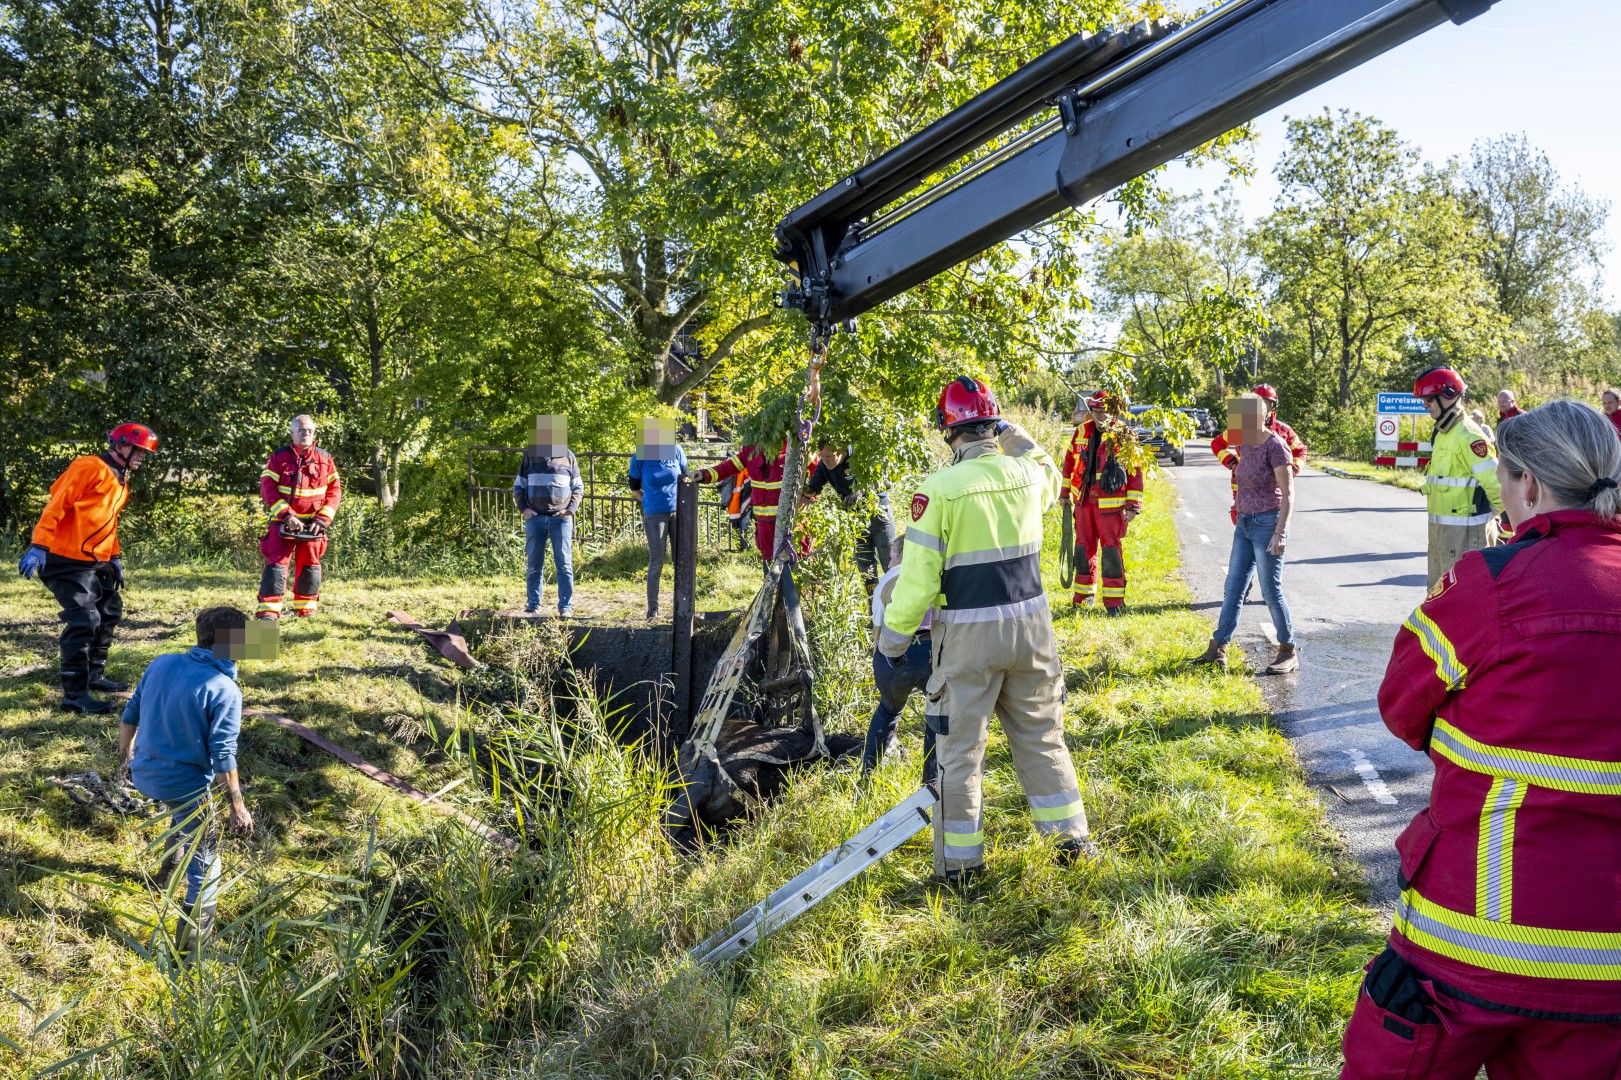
left=1085, top=389, right=1111, bottom=411
left=934, top=376, right=1001, bottom=431
left=108, top=423, right=159, bottom=453
left=1413, top=367, right=1467, bottom=401
left=1251, top=384, right=1279, bottom=404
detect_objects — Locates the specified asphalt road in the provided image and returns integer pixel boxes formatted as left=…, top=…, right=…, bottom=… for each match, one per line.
left=1165, top=443, right=1432, bottom=905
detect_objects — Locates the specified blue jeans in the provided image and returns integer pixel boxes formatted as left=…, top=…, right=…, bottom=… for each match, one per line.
left=524, top=513, right=574, bottom=613
left=162, top=796, right=221, bottom=916
left=863, top=638, right=936, bottom=781
left=1214, top=510, right=1293, bottom=645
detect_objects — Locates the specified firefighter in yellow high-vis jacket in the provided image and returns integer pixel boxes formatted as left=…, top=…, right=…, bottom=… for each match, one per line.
left=878, top=377, right=1096, bottom=884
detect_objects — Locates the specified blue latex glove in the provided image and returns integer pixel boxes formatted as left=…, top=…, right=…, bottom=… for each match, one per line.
left=882, top=649, right=908, bottom=670
left=109, top=555, right=123, bottom=588
left=18, top=545, right=46, bottom=579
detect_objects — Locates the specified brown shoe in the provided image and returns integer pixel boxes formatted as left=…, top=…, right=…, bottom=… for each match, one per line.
left=1187, top=637, right=1227, bottom=670
left=1265, top=643, right=1299, bottom=675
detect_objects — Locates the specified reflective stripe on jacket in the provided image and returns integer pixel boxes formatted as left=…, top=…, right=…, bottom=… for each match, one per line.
left=696, top=444, right=789, bottom=518
left=1065, top=418, right=1143, bottom=512
left=31, top=454, right=130, bottom=561
left=1378, top=511, right=1621, bottom=1014
left=880, top=422, right=1058, bottom=655
left=261, top=446, right=342, bottom=523
left=1424, top=415, right=1503, bottom=527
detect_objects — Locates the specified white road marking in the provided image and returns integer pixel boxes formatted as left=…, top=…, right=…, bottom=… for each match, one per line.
left=1198, top=534, right=1211, bottom=544
left=1182, top=511, right=1195, bottom=519
left=1344, top=749, right=1399, bottom=805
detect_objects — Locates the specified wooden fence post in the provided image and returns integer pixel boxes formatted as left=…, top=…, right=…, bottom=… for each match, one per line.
left=671, top=478, right=699, bottom=741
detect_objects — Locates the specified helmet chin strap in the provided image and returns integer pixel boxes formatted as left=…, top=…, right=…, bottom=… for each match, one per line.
left=1435, top=396, right=1465, bottom=433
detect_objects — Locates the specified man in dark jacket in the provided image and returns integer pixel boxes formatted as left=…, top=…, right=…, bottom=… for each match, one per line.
left=806, top=441, right=895, bottom=592
left=117, top=606, right=256, bottom=957
left=512, top=415, right=583, bottom=616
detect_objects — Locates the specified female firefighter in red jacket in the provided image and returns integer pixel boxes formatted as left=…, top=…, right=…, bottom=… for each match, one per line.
left=1060, top=391, right=1144, bottom=614
left=1341, top=400, right=1621, bottom=1079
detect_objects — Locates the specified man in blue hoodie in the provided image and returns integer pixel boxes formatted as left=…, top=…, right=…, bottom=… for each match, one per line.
left=117, top=605, right=254, bottom=956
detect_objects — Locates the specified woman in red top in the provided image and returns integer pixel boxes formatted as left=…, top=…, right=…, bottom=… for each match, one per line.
left=1602, top=387, right=1621, bottom=440
left=1341, top=400, right=1621, bottom=1079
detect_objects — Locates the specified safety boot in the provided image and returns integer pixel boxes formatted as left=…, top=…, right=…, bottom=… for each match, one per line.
left=59, top=674, right=114, bottom=714
left=932, top=865, right=985, bottom=889
left=1186, top=637, right=1227, bottom=670
left=88, top=668, right=130, bottom=693
left=1265, top=643, right=1300, bottom=675
left=1056, top=837, right=1101, bottom=866
left=1104, top=605, right=1125, bottom=618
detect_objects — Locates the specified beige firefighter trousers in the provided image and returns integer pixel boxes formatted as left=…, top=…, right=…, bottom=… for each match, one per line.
left=1427, top=521, right=1490, bottom=588
left=925, top=599, right=1089, bottom=875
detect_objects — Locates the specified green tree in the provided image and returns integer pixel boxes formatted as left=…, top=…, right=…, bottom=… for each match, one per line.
left=1254, top=111, right=1505, bottom=415
left=1086, top=187, right=1266, bottom=406
left=0, top=0, right=326, bottom=527
left=1458, top=134, right=1613, bottom=392
left=308, top=0, right=1231, bottom=410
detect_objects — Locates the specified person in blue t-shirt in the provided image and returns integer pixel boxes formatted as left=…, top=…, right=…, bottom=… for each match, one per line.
left=116, top=605, right=255, bottom=958
left=627, top=418, right=689, bottom=619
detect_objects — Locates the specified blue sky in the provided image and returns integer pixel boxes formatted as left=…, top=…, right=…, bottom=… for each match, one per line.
left=1158, top=0, right=1621, bottom=302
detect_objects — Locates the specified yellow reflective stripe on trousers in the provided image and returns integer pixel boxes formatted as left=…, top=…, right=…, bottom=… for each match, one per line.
left=1431, top=719, right=1621, bottom=795
left=1395, top=889, right=1621, bottom=979
left=1476, top=776, right=1526, bottom=922
left=1404, top=607, right=1467, bottom=689
left=753, top=506, right=778, bottom=517
left=1028, top=789, right=1085, bottom=834
left=942, top=818, right=984, bottom=861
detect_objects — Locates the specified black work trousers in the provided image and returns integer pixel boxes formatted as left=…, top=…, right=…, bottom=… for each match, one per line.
left=40, top=555, right=122, bottom=679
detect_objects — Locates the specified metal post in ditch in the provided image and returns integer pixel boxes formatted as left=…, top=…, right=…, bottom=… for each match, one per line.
left=671, top=476, right=699, bottom=742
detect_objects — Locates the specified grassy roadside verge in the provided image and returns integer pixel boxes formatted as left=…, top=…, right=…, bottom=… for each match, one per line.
left=1313, top=456, right=1426, bottom=493
left=0, top=474, right=1382, bottom=1077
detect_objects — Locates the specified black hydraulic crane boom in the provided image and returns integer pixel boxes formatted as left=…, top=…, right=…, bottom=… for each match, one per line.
left=776, top=0, right=1506, bottom=343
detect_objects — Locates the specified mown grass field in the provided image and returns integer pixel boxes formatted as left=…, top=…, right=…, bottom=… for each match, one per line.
left=0, top=455, right=1385, bottom=1077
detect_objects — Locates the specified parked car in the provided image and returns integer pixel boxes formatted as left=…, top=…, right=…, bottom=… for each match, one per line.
left=1179, top=407, right=1216, bottom=438
left=1129, top=404, right=1186, bottom=467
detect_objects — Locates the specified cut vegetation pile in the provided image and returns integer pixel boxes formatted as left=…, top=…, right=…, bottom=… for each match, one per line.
left=0, top=476, right=1384, bottom=1077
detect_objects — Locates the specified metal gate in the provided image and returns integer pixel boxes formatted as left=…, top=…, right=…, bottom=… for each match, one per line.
left=467, top=446, right=740, bottom=548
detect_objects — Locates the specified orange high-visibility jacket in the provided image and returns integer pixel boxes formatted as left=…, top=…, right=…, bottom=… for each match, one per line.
left=31, top=454, right=131, bottom=562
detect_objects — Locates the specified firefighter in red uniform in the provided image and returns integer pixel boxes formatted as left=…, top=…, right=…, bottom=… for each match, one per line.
left=1060, top=391, right=1143, bottom=615
left=1210, top=384, right=1306, bottom=524
left=692, top=438, right=797, bottom=563
left=256, top=414, right=341, bottom=619
left=1341, top=400, right=1621, bottom=1079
